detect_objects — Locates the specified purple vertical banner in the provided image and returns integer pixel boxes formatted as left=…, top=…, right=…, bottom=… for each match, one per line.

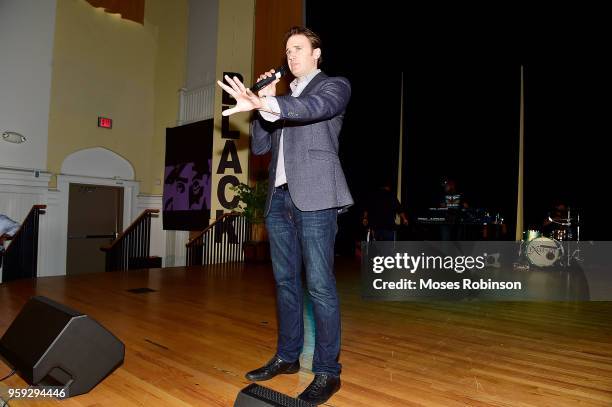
left=163, top=119, right=213, bottom=230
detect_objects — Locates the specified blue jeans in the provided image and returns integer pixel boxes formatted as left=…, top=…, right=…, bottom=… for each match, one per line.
left=265, top=188, right=341, bottom=376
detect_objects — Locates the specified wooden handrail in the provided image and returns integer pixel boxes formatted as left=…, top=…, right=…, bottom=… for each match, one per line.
left=5, top=205, right=46, bottom=251
left=101, top=209, right=159, bottom=252
left=186, top=211, right=241, bottom=247
left=185, top=212, right=248, bottom=266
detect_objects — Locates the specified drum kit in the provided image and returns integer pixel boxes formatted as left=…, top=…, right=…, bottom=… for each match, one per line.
left=518, top=208, right=582, bottom=269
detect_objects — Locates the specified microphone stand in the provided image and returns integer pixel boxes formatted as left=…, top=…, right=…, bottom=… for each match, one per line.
left=566, top=207, right=571, bottom=266
left=574, top=212, right=582, bottom=263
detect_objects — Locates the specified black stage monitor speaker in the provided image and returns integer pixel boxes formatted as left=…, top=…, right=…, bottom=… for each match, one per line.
left=0, top=296, right=124, bottom=397
left=234, top=384, right=316, bottom=407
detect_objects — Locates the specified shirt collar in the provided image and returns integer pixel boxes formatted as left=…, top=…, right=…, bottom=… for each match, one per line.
left=290, top=68, right=321, bottom=93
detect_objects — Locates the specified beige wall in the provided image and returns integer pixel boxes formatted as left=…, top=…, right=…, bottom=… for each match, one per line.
left=0, top=0, right=57, bottom=170
left=47, top=0, right=188, bottom=194
left=211, top=0, right=255, bottom=216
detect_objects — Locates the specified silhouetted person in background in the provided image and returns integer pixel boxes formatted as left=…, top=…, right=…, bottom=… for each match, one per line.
left=439, top=178, right=468, bottom=240
left=362, top=180, right=408, bottom=241
left=542, top=200, right=573, bottom=240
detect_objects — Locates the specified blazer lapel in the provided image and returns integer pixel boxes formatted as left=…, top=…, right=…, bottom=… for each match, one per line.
left=299, top=71, right=327, bottom=97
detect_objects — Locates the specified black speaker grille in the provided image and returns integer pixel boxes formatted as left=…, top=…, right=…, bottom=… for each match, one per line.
left=242, top=384, right=315, bottom=407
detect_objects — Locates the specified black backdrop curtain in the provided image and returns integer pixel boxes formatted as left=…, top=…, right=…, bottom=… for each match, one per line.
left=402, top=62, right=520, bottom=239
left=305, top=3, right=608, bottom=245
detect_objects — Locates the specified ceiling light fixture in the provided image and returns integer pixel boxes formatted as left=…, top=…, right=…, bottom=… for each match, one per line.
left=1, top=131, right=27, bottom=144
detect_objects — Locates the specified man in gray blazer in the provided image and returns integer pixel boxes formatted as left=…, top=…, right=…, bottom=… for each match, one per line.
left=218, top=26, right=352, bottom=405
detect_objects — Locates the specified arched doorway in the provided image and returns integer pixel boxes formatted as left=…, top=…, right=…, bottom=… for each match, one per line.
left=58, top=147, right=139, bottom=275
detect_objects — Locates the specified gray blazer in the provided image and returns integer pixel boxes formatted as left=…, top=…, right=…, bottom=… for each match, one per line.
left=251, top=72, right=354, bottom=216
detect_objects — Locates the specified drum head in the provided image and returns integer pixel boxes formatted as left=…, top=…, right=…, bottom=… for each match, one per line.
left=526, top=237, right=563, bottom=267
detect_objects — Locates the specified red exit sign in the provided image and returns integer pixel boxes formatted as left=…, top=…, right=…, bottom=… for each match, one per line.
left=98, top=117, right=112, bottom=129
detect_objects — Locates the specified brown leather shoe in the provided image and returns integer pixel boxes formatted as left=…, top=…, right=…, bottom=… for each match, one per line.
left=245, top=356, right=300, bottom=381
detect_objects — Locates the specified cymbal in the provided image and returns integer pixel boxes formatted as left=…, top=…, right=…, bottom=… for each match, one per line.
left=549, top=216, right=582, bottom=222
left=550, top=220, right=583, bottom=226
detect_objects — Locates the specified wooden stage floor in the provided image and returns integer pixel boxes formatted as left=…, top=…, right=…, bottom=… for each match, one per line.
left=1, top=257, right=611, bottom=406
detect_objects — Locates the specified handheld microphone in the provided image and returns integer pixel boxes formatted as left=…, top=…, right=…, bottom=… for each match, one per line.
left=250, top=66, right=288, bottom=92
